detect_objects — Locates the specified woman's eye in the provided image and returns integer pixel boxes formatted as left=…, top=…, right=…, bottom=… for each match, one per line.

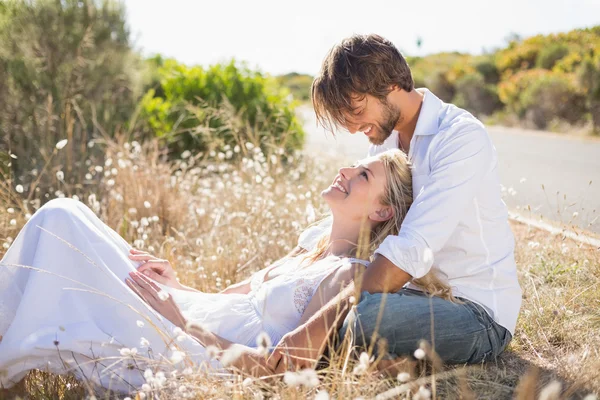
left=361, top=171, right=368, bottom=180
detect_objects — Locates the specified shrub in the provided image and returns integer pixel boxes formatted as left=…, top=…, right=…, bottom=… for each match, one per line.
left=453, top=73, right=502, bottom=116
left=536, top=43, right=570, bottom=70
left=138, top=59, right=305, bottom=159
left=577, top=53, right=600, bottom=132
left=276, top=72, right=313, bottom=103
left=519, top=72, right=586, bottom=129
left=0, top=0, right=141, bottom=189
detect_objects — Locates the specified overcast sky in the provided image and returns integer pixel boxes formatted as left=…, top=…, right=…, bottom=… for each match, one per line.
left=125, top=0, right=600, bottom=76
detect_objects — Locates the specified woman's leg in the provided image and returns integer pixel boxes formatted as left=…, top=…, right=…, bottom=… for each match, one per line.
left=339, top=288, right=512, bottom=364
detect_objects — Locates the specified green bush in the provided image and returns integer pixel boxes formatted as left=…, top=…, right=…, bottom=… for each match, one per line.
left=536, top=43, right=570, bottom=70
left=519, top=72, right=587, bottom=129
left=277, top=72, right=313, bottom=103
left=577, top=53, right=600, bottom=132
left=453, top=73, right=502, bottom=116
left=138, top=59, right=305, bottom=158
left=0, top=0, right=141, bottom=186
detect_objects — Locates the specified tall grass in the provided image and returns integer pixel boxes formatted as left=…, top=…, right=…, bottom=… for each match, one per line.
left=1, top=116, right=599, bottom=399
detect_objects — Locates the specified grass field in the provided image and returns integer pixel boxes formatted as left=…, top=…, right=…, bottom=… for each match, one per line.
left=1, top=136, right=599, bottom=399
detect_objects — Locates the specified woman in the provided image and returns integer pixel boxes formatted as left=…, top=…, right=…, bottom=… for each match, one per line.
left=0, top=149, right=443, bottom=393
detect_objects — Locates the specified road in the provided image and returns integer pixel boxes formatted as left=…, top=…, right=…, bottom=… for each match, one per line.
left=298, top=107, right=600, bottom=234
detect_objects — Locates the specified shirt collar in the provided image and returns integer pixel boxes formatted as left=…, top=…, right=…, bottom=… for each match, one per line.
left=412, top=88, right=443, bottom=136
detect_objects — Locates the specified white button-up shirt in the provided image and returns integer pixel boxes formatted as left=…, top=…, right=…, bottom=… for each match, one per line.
left=299, top=88, right=522, bottom=335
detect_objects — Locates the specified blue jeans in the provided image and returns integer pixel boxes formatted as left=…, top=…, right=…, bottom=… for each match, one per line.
left=339, top=288, right=512, bottom=364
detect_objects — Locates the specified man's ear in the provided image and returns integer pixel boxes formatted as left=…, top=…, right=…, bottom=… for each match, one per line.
left=369, top=206, right=393, bottom=222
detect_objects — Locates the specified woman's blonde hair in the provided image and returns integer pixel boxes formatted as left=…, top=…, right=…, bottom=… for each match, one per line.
left=304, top=149, right=456, bottom=302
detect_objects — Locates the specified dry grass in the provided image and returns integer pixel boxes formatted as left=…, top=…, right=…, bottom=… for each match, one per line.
left=1, top=134, right=599, bottom=400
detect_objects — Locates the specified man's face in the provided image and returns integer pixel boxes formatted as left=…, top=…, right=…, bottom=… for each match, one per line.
left=343, top=93, right=402, bottom=145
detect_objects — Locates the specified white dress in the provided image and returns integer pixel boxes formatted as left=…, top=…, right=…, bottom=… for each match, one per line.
left=0, top=198, right=368, bottom=393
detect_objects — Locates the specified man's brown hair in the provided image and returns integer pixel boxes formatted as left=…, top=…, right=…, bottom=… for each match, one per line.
left=311, top=34, right=414, bottom=132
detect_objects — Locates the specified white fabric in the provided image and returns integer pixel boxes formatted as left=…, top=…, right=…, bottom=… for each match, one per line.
left=299, top=88, right=522, bottom=335
left=0, top=198, right=367, bottom=392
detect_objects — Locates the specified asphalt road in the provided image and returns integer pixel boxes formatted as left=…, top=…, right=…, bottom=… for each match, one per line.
left=298, top=107, right=600, bottom=234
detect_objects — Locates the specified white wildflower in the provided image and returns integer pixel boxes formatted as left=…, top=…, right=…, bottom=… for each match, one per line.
left=414, top=348, right=426, bottom=360
left=136, top=320, right=145, bottom=328
left=55, top=139, right=68, bottom=150
left=353, top=352, right=373, bottom=375
left=15, top=184, right=23, bottom=193
left=284, top=368, right=319, bottom=388
left=170, top=350, right=185, bottom=364
left=572, top=212, right=579, bottom=218
left=519, top=177, right=527, bottom=183
left=154, top=371, right=166, bottom=388
left=256, top=331, right=272, bottom=356
left=206, top=345, right=220, bottom=360
left=182, top=367, right=193, bottom=375
left=140, top=337, right=150, bottom=347
left=314, top=391, right=330, bottom=400
left=397, top=372, right=411, bottom=382
left=220, top=344, right=245, bottom=366
left=141, top=383, right=151, bottom=392
left=181, top=150, right=191, bottom=159
left=413, top=386, right=431, bottom=400
left=144, top=368, right=153, bottom=380
left=119, top=347, right=137, bottom=357
left=242, top=377, right=253, bottom=388
left=173, top=327, right=183, bottom=336
left=56, top=171, right=64, bottom=181
left=9, top=219, right=16, bottom=226
left=144, top=201, right=151, bottom=209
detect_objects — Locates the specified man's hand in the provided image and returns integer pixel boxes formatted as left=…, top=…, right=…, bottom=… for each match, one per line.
left=361, top=254, right=411, bottom=294
left=126, top=271, right=187, bottom=329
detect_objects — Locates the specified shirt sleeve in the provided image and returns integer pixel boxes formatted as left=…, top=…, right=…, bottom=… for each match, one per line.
left=374, top=123, right=495, bottom=278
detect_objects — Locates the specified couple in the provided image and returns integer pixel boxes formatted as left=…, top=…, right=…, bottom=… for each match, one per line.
left=0, top=33, right=522, bottom=392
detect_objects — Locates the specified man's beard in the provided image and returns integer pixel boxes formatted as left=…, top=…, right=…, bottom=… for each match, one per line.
left=368, top=100, right=402, bottom=145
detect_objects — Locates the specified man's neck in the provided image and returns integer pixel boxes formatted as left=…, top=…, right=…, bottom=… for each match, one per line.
left=393, top=89, right=425, bottom=153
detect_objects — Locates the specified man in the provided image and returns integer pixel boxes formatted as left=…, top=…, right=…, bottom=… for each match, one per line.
left=267, top=34, right=522, bottom=371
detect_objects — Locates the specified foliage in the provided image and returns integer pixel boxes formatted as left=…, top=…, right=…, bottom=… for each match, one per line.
left=276, top=72, right=314, bottom=103
left=452, top=73, right=502, bottom=117
left=0, top=0, right=142, bottom=188
left=577, top=53, right=600, bottom=132
left=499, top=69, right=586, bottom=129
left=138, top=59, right=305, bottom=158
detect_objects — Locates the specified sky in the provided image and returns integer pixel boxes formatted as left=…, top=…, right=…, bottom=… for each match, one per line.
left=125, top=0, right=600, bottom=76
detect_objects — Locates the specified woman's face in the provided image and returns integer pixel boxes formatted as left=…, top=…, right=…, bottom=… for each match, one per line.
left=321, top=156, right=391, bottom=224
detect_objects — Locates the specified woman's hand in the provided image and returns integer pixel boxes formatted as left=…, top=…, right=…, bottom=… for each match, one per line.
left=128, top=248, right=183, bottom=290
left=126, top=271, right=187, bottom=330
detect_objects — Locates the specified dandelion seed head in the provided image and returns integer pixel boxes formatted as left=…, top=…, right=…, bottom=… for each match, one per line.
left=398, top=372, right=411, bottom=382
left=413, top=348, right=426, bottom=360
left=55, top=139, right=68, bottom=150
left=170, top=350, right=185, bottom=364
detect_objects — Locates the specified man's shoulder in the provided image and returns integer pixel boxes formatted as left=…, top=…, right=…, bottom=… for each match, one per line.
left=437, top=102, right=486, bottom=137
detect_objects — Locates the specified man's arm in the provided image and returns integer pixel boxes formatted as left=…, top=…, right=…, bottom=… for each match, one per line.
left=266, top=260, right=411, bottom=372
left=375, top=123, right=494, bottom=280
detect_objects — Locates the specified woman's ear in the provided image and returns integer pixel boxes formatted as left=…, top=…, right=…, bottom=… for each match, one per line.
left=369, top=206, right=393, bottom=222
